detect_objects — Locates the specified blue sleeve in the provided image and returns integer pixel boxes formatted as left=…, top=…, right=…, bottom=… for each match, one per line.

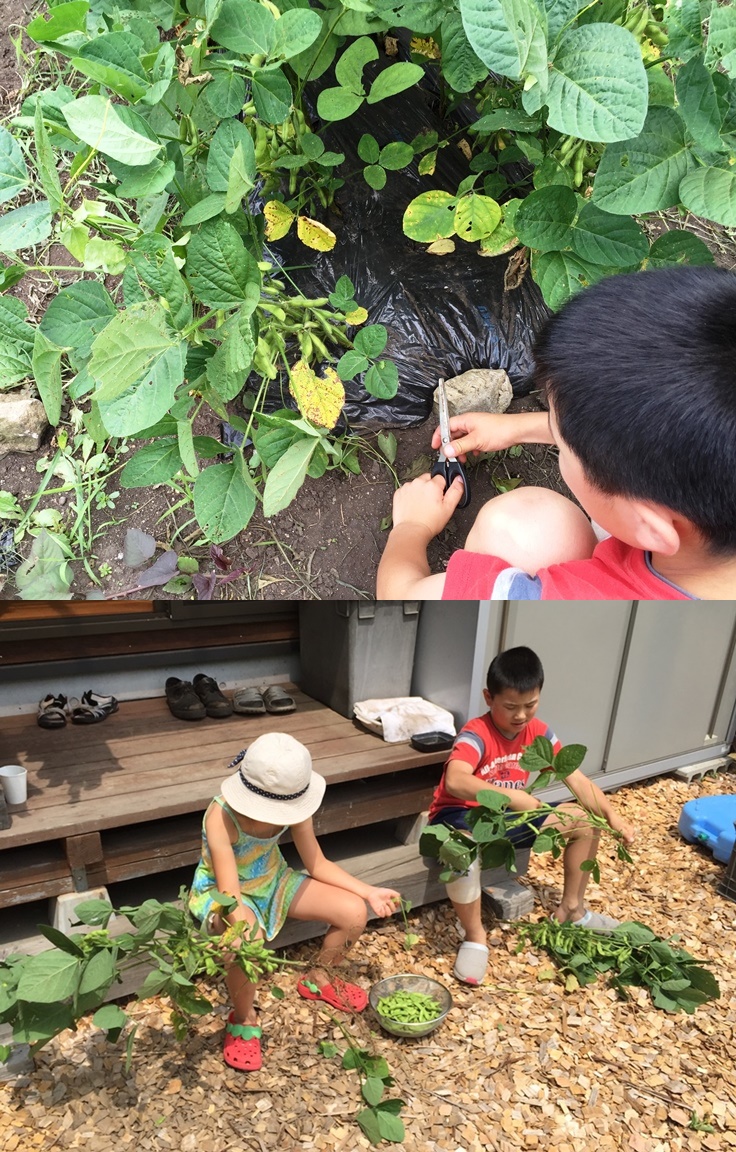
left=491, top=567, right=543, bottom=600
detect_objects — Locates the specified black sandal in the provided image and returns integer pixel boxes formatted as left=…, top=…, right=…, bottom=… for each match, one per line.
left=68, top=696, right=110, bottom=725
left=37, top=694, right=68, bottom=729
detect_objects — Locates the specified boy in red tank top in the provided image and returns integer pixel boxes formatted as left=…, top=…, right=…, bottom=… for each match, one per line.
left=428, top=647, right=635, bottom=985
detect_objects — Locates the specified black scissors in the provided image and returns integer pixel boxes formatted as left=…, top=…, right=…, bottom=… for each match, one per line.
left=430, top=378, right=471, bottom=508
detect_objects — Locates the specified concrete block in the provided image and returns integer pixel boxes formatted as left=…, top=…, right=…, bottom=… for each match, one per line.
left=394, top=811, right=428, bottom=845
left=50, top=887, right=113, bottom=935
left=673, top=758, right=727, bottom=784
left=482, top=877, right=535, bottom=920
left=0, top=1043, right=33, bottom=1081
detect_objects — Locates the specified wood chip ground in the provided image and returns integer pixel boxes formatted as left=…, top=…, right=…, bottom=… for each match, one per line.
left=3, top=771, right=736, bottom=1151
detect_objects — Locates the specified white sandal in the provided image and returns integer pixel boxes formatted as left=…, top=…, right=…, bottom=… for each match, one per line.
left=453, top=941, right=489, bottom=985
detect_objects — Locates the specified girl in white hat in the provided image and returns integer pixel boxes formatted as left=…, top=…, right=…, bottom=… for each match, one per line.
left=189, top=732, right=402, bottom=1071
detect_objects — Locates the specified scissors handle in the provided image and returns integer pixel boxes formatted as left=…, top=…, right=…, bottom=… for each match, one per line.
left=431, top=456, right=471, bottom=509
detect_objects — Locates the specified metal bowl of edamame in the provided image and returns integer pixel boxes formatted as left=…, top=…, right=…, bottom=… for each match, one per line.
left=369, top=974, right=453, bottom=1037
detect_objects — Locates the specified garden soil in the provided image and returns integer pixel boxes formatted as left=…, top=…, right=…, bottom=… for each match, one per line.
left=1, top=7, right=736, bottom=600
left=2, top=770, right=736, bottom=1150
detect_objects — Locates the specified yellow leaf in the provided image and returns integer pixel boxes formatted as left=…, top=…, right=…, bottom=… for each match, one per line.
left=289, top=359, right=344, bottom=430
left=296, top=216, right=337, bottom=252
left=410, top=36, right=440, bottom=59
left=344, top=306, right=368, bottom=325
left=426, top=238, right=455, bottom=255
left=264, top=200, right=294, bottom=242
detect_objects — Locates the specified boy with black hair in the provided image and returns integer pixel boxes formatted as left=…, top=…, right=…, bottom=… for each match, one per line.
left=376, top=266, right=736, bottom=600
left=427, top=646, right=635, bottom=985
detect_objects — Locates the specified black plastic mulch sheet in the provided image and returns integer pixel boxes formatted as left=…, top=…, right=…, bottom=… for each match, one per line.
left=262, top=55, right=550, bottom=428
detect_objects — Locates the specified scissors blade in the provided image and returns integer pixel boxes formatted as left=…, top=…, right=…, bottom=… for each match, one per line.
left=437, top=378, right=451, bottom=457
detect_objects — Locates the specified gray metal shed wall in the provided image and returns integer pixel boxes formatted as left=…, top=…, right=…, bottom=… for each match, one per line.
left=412, top=603, right=736, bottom=788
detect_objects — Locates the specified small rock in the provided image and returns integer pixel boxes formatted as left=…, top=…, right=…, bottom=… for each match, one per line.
left=434, top=368, right=513, bottom=419
left=0, top=388, right=49, bottom=458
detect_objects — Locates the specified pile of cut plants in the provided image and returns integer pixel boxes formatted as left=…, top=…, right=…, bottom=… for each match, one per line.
left=1, top=0, right=736, bottom=598
left=2, top=758, right=734, bottom=1150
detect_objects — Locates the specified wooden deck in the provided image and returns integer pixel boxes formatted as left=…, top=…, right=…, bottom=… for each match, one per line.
left=1, top=686, right=446, bottom=908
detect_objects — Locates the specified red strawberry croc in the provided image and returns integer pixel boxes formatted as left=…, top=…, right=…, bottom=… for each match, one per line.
left=223, top=1013, right=262, bottom=1070
left=297, top=978, right=368, bottom=1013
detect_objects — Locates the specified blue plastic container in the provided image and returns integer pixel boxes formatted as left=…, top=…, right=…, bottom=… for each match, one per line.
left=678, top=795, right=736, bottom=863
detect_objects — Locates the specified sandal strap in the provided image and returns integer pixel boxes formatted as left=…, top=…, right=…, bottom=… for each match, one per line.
left=226, top=1022, right=261, bottom=1040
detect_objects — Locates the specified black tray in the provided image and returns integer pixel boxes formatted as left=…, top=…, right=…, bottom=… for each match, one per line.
left=410, top=731, right=455, bottom=753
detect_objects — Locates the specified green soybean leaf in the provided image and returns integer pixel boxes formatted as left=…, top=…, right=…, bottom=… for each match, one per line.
left=290, top=9, right=340, bottom=80
left=206, top=119, right=256, bottom=193
left=679, top=166, right=736, bottom=228
left=194, top=461, right=256, bottom=542
left=92, top=1003, right=128, bottom=1032
left=470, top=109, right=542, bottom=133
left=553, top=743, right=587, bottom=776
left=379, top=141, right=414, bottom=170
left=514, top=184, right=577, bottom=253
left=186, top=219, right=261, bottom=309
left=336, top=350, right=369, bottom=381
left=62, top=96, right=161, bottom=166
left=454, top=193, right=502, bottom=241
left=129, top=236, right=193, bottom=332
left=210, top=0, right=276, bottom=55
left=364, top=163, right=386, bottom=189
left=664, top=0, right=702, bottom=61
left=532, top=249, right=607, bottom=310
left=0, top=200, right=52, bottom=252
left=317, top=86, right=364, bottom=122
left=403, top=189, right=457, bottom=242
left=271, top=8, right=322, bottom=59
left=15, top=530, right=72, bottom=601
left=73, top=33, right=149, bottom=101
left=592, top=107, right=695, bottom=215
left=362, top=1076, right=385, bottom=1106
left=0, top=343, right=32, bottom=389
left=113, top=157, right=175, bottom=199
left=356, top=1108, right=382, bottom=1145
left=364, top=360, right=398, bottom=399
left=26, top=1, right=89, bottom=46
left=354, top=324, right=388, bottom=358
left=569, top=203, right=648, bottom=268
left=675, top=55, right=724, bottom=152
left=262, top=437, right=317, bottom=517
left=542, top=24, right=648, bottom=143
left=440, top=12, right=488, bottom=93
left=705, top=2, right=736, bottom=78
left=39, top=281, right=117, bottom=357
left=33, top=105, right=62, bottom=214
left=180, top=193, right=227, bottom=227
left=120, top=439, right=183, bottom=487
left=225, top=143, right=253, bottom=212
left=79, top=949, right=116, bottom=998
left=335, top=36, right=377, bottom=94
left=459, top=0, right=547, bottom=85
left=0, top=296, right=33, bottom=348
left=358, top=133, right=380, bottom=163
left=96, top=342, right=187, bottom=437
left=32, top=330, right=64, bottom=426
left=367, top=62, right=424, bottom=104
left=646, top=230, right=714, bottom=268
left=205, top=70, right=246, bottom=118
left=177, top=419, right=199, bottom=478
left=251, top=68, right=292, bottom=124
left=89, top=306, right=176, bottom=402
left=16, top=949, right=82, bottom=1003
left=205, top=315, right=255, bottom=402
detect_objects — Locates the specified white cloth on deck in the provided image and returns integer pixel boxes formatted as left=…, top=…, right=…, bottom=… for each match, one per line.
left=353, top=696, right=456, bottom=744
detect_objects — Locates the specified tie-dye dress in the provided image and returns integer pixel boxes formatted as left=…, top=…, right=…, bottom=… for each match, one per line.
left=188, top=796, right=307, bottom=939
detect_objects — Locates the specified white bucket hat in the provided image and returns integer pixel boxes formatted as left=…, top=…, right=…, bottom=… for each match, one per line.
left=220, top=732, right=325, bottom=824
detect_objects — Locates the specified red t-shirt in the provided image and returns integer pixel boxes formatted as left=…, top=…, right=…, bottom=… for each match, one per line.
left=427, top=713, right=562, bottom=821
left=442, top=537, right=696, bottom=600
